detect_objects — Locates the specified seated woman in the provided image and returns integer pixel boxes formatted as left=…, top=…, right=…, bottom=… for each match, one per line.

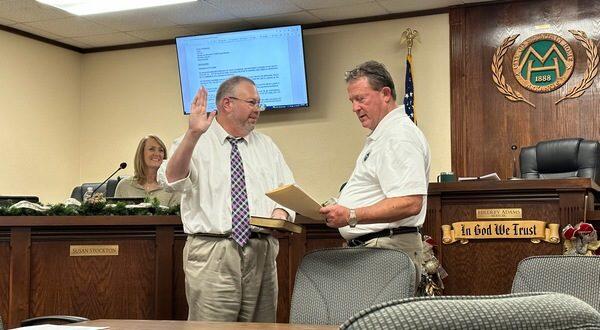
left=115, top=135, right=180, bottom=206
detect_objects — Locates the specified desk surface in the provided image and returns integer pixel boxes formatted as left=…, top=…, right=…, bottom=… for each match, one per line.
left=80, top=319, right=339, bottom=330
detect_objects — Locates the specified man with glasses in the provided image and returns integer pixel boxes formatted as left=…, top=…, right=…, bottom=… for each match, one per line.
left=320, top=61, right=431, bottom=278
left=159, top=76, right=294, bottom=322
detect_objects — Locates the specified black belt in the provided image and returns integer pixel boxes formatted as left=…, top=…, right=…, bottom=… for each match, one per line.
left=191, top=232, right=270, bottom=239
left=249, top=232, right=270, bottom=239
left=347, top=227, right=419, bottom=247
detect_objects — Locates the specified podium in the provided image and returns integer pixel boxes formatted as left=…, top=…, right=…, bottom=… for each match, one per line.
left=0, top=214, right=343, bottom=327
left=424, top=178, right=599, bottom=295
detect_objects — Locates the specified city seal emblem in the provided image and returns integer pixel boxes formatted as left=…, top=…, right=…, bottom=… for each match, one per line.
left=491, top=30, right=599, bottom=107
left=512, top=33, right=574, bottom=93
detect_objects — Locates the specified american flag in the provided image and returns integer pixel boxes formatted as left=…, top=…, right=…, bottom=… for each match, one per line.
left=404, top=54, right=416, bottom=123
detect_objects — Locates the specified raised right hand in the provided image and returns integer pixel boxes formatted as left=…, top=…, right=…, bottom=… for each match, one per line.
left=189, top=86, right=216, bottom=135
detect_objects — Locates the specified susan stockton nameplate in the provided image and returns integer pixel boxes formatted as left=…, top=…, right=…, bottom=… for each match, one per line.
left=70, top=245, right=119, bottom=257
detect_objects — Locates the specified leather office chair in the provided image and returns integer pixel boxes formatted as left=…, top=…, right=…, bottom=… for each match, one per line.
left=519, top=138, right=600, bottom=183
left=340, top=292, right=600, bottom=329
left=105, top=177, right=121, bottom=197
left=70, top=177, right=123, bottom=202
left=289, top=247, right=416, bottom=325
left=512, top=255, right=600, bottom=311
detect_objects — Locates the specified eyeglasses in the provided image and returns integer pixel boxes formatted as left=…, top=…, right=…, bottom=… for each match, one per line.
left=227, top=96, right=266, bottom=111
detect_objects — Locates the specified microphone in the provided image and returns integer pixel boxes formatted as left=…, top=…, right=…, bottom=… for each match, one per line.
left=91, top=162, right=127, bottom=196
left=511, top=145, right=518, bottom=179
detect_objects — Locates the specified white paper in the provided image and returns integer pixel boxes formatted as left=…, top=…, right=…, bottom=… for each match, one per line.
left=11, top=325, right=108, bottom=330
left=458, top=172, right=501, bottom=181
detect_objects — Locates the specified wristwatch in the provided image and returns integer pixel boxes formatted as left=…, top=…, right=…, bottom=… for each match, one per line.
left=348, top=209, right=358, bottom=228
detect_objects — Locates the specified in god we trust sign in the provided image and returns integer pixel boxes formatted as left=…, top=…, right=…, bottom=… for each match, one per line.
left=442, top=220, right=560, bottom=245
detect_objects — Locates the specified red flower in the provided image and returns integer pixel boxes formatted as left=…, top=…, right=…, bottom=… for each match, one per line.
left=575, top=222, right=594, bottom=236
left=423, top=235, right=436, bottom=246
left=562, top=224, right=576, bottom=240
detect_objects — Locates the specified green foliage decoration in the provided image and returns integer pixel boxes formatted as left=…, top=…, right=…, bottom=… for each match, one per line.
left=0, top=198, right=180, bottom=217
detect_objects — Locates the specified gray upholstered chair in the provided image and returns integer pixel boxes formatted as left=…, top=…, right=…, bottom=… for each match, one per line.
left=0, top=315, right=4, bottom=330
left=512, top=255, right=600, bottom=311
left=519, top=138, right=600, bottom=183
left=340, top=292, right=600, bottom=329
left=289, top=247, right=416, bottom=325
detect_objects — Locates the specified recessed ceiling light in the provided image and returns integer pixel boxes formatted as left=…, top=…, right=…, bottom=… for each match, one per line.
left=36, top=0, right=197, bottom=16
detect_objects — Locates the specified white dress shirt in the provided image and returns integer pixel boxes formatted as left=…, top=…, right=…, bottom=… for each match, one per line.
left=338, top=106, right=431, bottom=240
left=158, top=120, right=295, bottom=235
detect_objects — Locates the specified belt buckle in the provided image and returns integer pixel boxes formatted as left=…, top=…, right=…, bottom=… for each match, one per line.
left=388, top=228, right=394, bottom=238
left=349, top=238, right=364, bottom=247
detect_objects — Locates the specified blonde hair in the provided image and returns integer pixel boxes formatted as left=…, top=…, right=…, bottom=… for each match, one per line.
left=133, top=135, right=167, bottom=185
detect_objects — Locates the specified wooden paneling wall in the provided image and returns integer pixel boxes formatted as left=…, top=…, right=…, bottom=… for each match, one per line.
left=450, top=0, right=600, bottom=178
left=425, top=178, right=597, bottom=295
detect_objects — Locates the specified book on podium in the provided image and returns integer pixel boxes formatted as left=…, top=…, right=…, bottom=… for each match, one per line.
left=265, top=183, right=325, bottom=221
left=250, top=216, right=303, bottom=234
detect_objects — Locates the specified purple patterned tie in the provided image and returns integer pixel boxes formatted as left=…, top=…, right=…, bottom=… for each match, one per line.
left=227, top=137, right=250, bottom=246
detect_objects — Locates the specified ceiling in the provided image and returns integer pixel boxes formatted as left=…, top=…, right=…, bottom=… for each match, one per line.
left=0, top=0, right=493, bottom=51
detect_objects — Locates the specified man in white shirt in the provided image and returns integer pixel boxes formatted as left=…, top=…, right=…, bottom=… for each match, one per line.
left=319, top=61, right=431, bottom=276
left=158, top=76, right=294, bottom=322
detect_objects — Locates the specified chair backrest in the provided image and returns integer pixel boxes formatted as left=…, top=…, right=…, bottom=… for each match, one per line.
left=512, top=255, right=600, bottom=310
left=340, top=292, right=600, bottom=330
left=289, top=247, right=416, bottom=325
left=519, top=138, right=600, bottom=182
left=70, top=177, right=123, bottom=201
left=105, top=177, right=121, bottom=197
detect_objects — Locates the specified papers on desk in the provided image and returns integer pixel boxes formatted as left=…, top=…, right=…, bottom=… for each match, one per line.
left=11, top=325, right=108, bottom=330
left=458, top=172, right=501, bottom=182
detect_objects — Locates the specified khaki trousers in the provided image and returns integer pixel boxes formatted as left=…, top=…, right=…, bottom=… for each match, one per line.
left=183, top=235, right=279, bottom=322
left=363, top=232, right=423, bottom=283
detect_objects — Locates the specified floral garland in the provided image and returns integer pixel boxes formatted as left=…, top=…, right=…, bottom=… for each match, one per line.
left=562, top=222, right=599, bottom=255
left=0, top=198, right=180, bottom=217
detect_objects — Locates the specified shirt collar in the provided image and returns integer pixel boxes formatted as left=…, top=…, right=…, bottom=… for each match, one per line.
left=367, top=106, right=406, bottom=141
left=213, top=119, right=250, bottom=145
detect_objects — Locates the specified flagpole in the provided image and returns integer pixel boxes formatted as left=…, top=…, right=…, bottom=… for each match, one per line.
left=401, top=28, right=418, bottom=56
left=401, top=28, right=419, bottom=124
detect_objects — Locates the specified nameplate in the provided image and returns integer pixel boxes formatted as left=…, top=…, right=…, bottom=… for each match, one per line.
left=476, top=208, right=522, bottom=219
left=442, top=220, right=559, bottom=245
left=70, top=245, right=119, bottom=257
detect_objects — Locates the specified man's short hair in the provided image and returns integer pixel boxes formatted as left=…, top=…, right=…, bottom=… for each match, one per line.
left=345, top=61, right=397, bottom=100
left=215, top=76, right=256, bottom=108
